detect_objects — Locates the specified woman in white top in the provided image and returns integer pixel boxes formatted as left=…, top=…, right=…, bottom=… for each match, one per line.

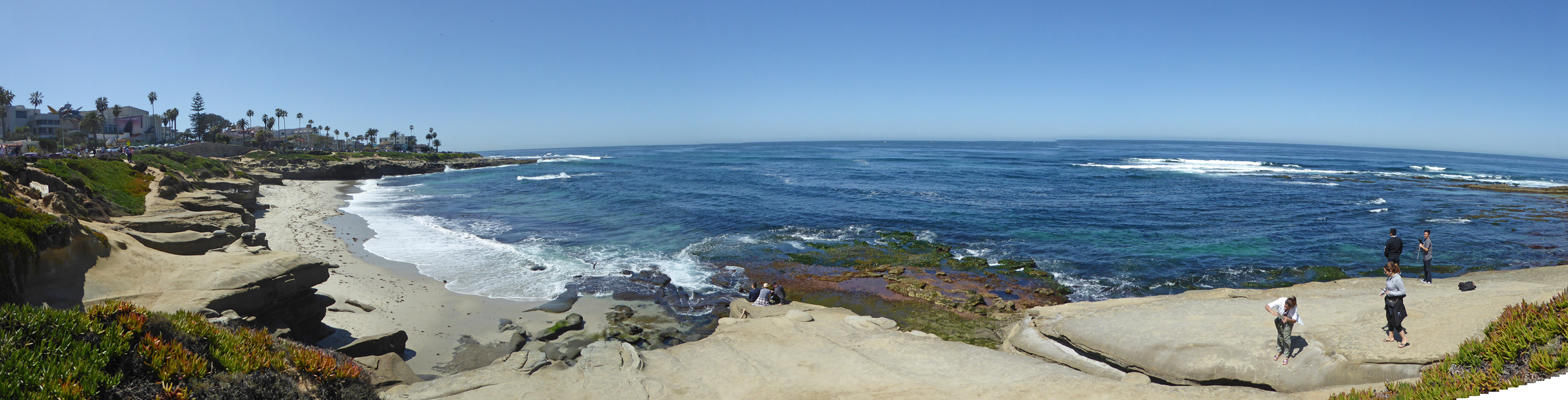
left=1382, top=263, right=1410, bottom=348
left=1264, top=296, right=1301, bottom=365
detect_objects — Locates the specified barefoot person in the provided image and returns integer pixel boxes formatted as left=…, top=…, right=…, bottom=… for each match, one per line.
left=1264, top=296, right=1302, bottom=365
left=1382, top=263, right=1411, bottom=348
left=1418, top=230, right=1433, bottom=284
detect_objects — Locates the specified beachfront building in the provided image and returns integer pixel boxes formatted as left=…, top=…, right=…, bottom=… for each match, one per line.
left=91, top=106, right=165, bottom=145
left=3, top=106, right=65, bottom=139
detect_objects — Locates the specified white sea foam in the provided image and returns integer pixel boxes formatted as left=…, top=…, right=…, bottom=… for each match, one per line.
left=1425, top=218, right=1472, bottom=224
left=1074, top=158, right=1351, bottom=176
left=1363, top=198, right=1387, bottom=205
left=1369, top=208, right=1388, bottom=213
left=1079, top=159, right=1563, bottom=188
left=517, top=172, right=601, bottom=181
left=538, top=154, right=605, bottom=163
left=344, top=179, right=718, bottom=300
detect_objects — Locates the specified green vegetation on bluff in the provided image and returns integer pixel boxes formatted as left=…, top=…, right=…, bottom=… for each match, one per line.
left=33, top=158, right=152, bottom=215
left=1333, top=289, right=1568, bottom=400
left=131, top=148, right=236, bottom=181
left=0, top=195, right=67, bottom=257
left=0, top=301, right=374, bottom=400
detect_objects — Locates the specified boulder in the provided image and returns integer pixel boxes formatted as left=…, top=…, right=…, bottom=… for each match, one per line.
left=355, top=352, right=423, bottom=389
left=337, top=330, right=409, bottom=357
left=534, top=313, right=585, bottom=341
left=123, top=229, right=238, bottom=255
left=497, top=349, right=550, bottom=374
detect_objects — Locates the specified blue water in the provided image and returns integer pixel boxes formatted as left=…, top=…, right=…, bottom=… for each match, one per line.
left=343, top=141, right=1568, bottom=302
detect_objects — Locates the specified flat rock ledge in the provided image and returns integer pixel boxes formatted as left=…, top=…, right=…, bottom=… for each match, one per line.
left=384, top=305, right=1290, bottom=400
left=1001, top=265, right=1568, bottom=393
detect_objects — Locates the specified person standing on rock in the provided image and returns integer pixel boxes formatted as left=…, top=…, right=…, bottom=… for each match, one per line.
left=1418, top=230, right=1433, bottom=284
left=1382, top=263, right=1411, bottom=348
left=753, top=283, right=774, bottom=307
left=1384, top=228, right=1403, bottom=272
left=1264, top=296, right=1302, bottom=365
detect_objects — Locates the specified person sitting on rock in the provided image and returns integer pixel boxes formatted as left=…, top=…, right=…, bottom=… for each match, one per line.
left=770, top=282, right=788, bottom=305
left=1264, top=296, right=1302, bottom=365
left=753, top=283, right=774, bottom=307
left=746, top=282, right=762, bottom=303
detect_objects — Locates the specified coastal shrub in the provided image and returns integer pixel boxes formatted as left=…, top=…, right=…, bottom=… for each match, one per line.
left=133, top=148, right=234, bottom=180
left=0, top=195, right=67, bottom=256
left=1331, top=289, right=1568, bottom=400
left=0, top=303, right=130, bottom=400
left=34, top=158, right=152, bottom=215
left=0, top=301, right=373, bottom=399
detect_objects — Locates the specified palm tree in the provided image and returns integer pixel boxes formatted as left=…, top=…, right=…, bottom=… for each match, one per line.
left=147, top=92, right=157, bottom=120
left=0, top=87, right=14, bottom=140
left=295, top=113, right=302, bottom=130
left=365, top=128, right=379, bottom=151
left=432, top=139, right=441, bottom=153
left=111, top=105, right=123, bottom=138
left=275, top=109, right=287, bottom=131
left=79, top=111, right=105, bottom=147
left=247, top=110, right=255, bottom=125
left=29, top=91, right=43, bottom=110
left=164, top=108, right=179, bottom=141
left=94, top=97, right=108, bottom=134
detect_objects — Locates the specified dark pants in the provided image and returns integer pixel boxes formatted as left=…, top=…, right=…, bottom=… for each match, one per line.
left=1274, top=317, right=1293, bottom=355
left=1384, top=295, right=1407, bottom=334
left=1422, top=258, right=1432, bottom=282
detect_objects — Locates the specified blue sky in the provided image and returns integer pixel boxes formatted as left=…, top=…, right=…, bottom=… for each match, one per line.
left=8, top=1, right=1565, bottom=157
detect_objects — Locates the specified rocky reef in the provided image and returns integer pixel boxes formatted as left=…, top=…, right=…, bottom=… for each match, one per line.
left=233, top=152, right=536, bottom=180
left=743, top=230, right=1075, bottom=346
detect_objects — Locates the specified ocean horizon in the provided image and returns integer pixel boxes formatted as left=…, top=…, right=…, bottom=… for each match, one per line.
left=338, top=140, right=1568, bottom=304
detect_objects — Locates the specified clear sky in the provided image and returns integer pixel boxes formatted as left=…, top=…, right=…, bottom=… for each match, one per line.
left=7, top=1, right=1565, bottom=158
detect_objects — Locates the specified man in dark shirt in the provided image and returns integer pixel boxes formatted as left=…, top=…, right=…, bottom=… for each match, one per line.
left=746, top=282, right=762, bottom=303
left=1384, top=228, right=1403, bottom=270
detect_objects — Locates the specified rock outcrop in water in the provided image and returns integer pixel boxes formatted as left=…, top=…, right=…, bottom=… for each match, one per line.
left=236, top=155, right=537, bottom=180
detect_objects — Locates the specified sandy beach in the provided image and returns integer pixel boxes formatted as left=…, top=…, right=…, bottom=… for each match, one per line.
left=255, top=180, right=633, bottom=377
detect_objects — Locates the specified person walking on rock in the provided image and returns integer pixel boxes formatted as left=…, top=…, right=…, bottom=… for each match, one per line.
left=1418, top=230, right=1433, bottom=284
left=1382, top=263, right=1411, bottom=348
left=1384, top=228, right=1403, bottom=272
left=1264, top=296, right=1302, bottom=365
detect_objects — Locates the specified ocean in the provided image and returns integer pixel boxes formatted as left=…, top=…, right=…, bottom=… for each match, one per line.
left=340, top=141, right=1568, bottom=304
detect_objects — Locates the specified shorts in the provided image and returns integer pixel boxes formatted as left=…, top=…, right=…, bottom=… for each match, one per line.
left=1387, top=256, right=1400, bottom=264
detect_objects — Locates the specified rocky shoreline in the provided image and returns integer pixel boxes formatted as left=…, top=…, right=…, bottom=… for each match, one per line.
left=236, top=154, right=536, bottom=182
left=6, top=150, right=1567, bottom=399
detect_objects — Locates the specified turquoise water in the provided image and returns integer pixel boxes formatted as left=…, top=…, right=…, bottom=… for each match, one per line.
left=342, top=141, right=1568, bottom=303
